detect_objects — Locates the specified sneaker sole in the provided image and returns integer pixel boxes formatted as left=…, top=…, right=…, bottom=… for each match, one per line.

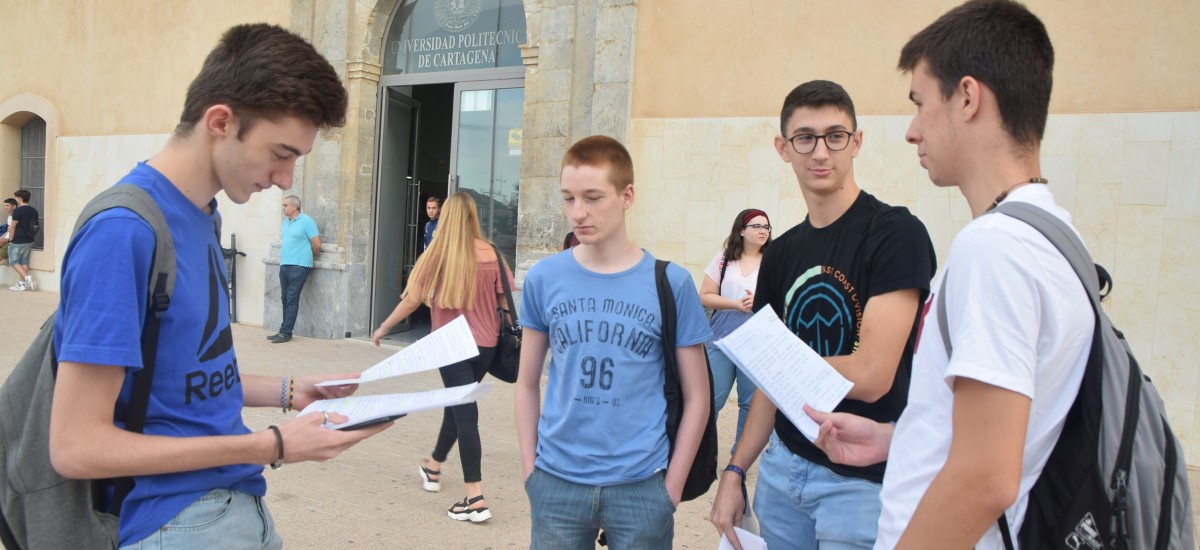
left=447, top=508, right=491, bottom=523
left=419, top=465, right=441, bottom=493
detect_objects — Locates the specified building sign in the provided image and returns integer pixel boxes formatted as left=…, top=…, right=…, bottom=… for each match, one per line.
left=384, top=0, right=526, bottom=75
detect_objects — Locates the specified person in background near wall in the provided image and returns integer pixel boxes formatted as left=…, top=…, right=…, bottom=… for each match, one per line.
left=373, top=192, right=513, bottom=524
left=700, top=208, right=772, bottom=453
left=423, top=196, right=442, bottom=252
left=0, top=198, right=15, bottom=265
left=8, top=189, right=39, bottom=291
left=268, top=195, right=320, bottom=344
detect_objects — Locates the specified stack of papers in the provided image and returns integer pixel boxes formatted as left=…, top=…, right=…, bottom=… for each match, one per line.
left=714, top=307, right=853, bottom=441
left=301, top=315, right=492, bottom=430
left=300, top=383, right=493, bottom=430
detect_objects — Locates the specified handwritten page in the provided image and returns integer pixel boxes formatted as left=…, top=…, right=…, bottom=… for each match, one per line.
left=317, top=315, right=479, bottom=386
left=718, top=527, right=767, bottom=550
left=300, top=382, right=494, bottom=429
left=715, top=307, right=852, bottom=441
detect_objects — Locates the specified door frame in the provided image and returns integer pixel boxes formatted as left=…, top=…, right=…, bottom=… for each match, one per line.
left=369, top=68, right=525, bottom=333
left=369, top=87, right=422, bottom=333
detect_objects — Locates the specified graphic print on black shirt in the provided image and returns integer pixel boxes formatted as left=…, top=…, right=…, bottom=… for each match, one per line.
left=757, top=191, right=936, bottom=483
left=784, top=264, right=864, bottom=358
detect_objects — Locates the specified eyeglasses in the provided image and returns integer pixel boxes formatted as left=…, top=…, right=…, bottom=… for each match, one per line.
left=744, top=223, right=772, bottom=232
left=785, top=130, right=854, bottom=154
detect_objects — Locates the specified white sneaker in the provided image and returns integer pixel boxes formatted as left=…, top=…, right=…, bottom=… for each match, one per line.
left=24, top=277, right=35, bottom=292
left=8, top=281, right=25, bottom=291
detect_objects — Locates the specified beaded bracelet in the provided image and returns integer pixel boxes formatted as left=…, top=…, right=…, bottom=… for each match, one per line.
left=286, top=377, right=295, bottom=412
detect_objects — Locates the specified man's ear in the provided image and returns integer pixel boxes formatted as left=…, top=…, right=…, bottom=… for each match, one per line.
left=202, top=105, right=237, bottom=138
left=773, top=134, right=791, bottom=163
left=958, top=76, right=982, bottom=122
left=622, top=183, right=635, bottom=209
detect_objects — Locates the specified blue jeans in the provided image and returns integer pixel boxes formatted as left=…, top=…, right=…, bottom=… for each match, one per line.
left=753, top=435, right=882, bottom=550
left=277, top=264, right=310, bottom=336
left=706, top=346, right=756, bottom=454
left=525, top=468, right=675, bottom=549
left=119, top=489, right=282, bottom=550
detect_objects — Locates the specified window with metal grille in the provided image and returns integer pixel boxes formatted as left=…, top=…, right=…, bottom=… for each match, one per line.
left=19, top=116, right=45, bottom=250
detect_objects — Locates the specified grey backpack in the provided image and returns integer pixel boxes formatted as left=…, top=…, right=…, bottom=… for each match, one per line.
left=938, top=202, right=1193, bottom=550
left=0, top=184, right=177, bottom=550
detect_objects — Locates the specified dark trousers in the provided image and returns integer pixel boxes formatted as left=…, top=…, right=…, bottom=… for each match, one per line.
left=278, top=265, right=311, bottom=336
left=431, top=346, right=496, bottom=483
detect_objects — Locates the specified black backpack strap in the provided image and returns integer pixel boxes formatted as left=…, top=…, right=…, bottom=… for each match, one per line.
left=68, top=184, right=176, bottom=515
left=656, top=260, right=682, bottom=447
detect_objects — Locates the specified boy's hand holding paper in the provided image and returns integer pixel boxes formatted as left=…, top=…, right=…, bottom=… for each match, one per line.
left=714, top=307, right=852, bottom=441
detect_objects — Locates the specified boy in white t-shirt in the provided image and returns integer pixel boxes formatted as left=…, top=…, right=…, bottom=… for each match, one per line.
left=804, top=1, right=1095, bottom=548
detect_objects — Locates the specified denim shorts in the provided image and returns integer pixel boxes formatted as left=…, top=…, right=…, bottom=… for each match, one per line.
left=7, top=242, right=31, bottom=265
left=525, top=467, right=676, bottom=549
left=118, top=489, right=282, bottom=550
left=753, top=434, right=883, bottom=550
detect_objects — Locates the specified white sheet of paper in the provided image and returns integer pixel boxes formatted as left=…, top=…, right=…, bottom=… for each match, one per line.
left=317, top=315, right=479, bottom=386
left=718, top=526, right=767, bottom=550
left=715, top=307, right=853, bottom=441
left=299, top=382, right=494, bottom=429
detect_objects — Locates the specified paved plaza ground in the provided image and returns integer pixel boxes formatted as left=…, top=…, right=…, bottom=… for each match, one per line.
left=2, top=289, right=1197, bottom=548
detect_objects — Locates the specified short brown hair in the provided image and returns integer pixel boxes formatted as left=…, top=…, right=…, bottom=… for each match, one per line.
left=426, top=196, right=442, bottom=206
left=780, top=80, right=858, bottom=136
left=899, top=0, right=1053, bottom=148
left=561, top=136, right=634, bottom=191
left=176, top=23, right=348, bottom=138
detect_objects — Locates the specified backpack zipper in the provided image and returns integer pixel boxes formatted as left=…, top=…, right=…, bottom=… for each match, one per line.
left=1154, top=418, right=1177, bottom=550
left=1108, top=348, right=1142, bottom=547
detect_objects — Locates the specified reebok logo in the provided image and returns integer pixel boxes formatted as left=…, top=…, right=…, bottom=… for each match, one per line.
left=1064, top=512, right=1103, bottom=550
left=183, top=245, right=241, bottom=404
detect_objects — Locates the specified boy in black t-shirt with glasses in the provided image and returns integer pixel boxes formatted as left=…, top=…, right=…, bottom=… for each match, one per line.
left=709, top=80, right=936, bottom=550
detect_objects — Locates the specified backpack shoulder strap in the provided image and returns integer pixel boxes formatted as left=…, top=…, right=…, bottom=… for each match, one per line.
left=656, top=260, right=683, bottom=435
left=936, top=202, right=1100, bottom=358
left=74, top=184, right=176, bottom=303
left=992, top=202, right=1100, bottom=304
left=70, top=183, right=177, bottom=512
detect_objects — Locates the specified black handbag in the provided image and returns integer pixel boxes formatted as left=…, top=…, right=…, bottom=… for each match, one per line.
left=489, top=246, right=521, bottom=383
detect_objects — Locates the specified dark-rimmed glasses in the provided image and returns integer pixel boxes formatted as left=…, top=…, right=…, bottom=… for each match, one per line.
left=785, top=131, right=854, bottom=154
left=744, top=223, right=772, bottom=232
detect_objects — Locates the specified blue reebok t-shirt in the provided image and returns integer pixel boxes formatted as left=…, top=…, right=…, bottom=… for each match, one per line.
left=53, top=162, right=264, bottom=545
left=520, top=250, right=712, bottom=486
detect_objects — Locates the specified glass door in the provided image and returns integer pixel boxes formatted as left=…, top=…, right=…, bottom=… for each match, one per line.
left=448, top=79, right=525, bottom=269
left=371, top=88, right=422, bottom=334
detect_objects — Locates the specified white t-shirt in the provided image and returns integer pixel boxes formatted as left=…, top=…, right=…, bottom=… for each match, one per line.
left=702, top=251, right=760, bottom=300
left=875, top=185, right=1094, bottom=549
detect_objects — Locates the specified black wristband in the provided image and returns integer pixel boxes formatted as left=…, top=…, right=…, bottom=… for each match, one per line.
left=268, top=425, right=284, bottom=470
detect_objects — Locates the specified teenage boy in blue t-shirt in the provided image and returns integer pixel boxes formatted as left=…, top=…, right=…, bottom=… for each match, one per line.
left=516, top=135, right=713, bottom=548
left=47, top=24, right=391, bottom=549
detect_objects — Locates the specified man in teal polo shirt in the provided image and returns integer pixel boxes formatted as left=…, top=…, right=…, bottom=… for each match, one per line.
left=269, top=195, right=320, bottom=343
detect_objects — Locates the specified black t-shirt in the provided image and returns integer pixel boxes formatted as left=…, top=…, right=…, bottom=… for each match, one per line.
left=755, top=191, right=936, bottom=483
left=10, top=204, right=38, bottom=244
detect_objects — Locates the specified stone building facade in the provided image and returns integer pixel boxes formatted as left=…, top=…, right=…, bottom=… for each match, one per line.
left=3, top=0, right=1199, bottom=462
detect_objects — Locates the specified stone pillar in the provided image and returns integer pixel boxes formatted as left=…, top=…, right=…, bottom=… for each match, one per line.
left=262, top=0, right=389, bottom=339
left=515, top=0, right=638, bottom=281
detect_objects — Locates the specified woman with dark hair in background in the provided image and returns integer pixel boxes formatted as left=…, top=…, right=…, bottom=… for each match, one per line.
left=699, top=208, right=772, bottom=452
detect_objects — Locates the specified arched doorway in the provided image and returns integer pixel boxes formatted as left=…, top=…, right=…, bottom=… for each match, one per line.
left=371, top=0, right=527, bottom=338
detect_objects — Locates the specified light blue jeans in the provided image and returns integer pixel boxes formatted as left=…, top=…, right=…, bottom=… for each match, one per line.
left=119, top=489, right=282, bottom=550
left=753, top=435, right=882, bottom=550
left=707, top=346, right=756, bottom=454
left=525, top=467, right=676, bottom=549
